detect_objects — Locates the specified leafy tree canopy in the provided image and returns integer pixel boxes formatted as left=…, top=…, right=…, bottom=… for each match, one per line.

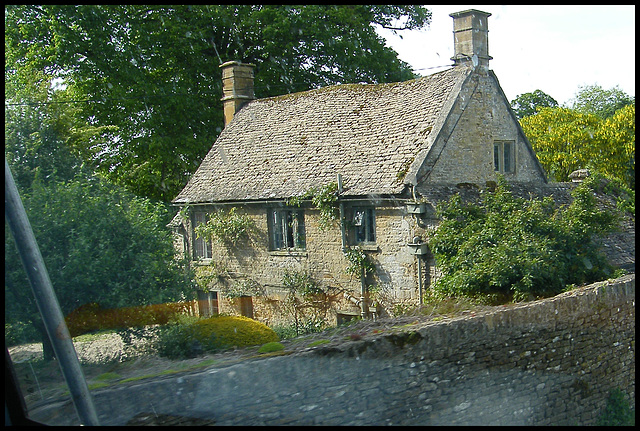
left=429, top=175, right=620, bottom=304
left=520, top=105, right=635, bottom=188
left=510, top=89, right=558, bottom=119
left=569, top=84, right=635, bottom=119
left=5, top=58, right=195, bottom=354
left=5, top=5, right=431, bottom=201
left=4, top=173, right=196, bottom=355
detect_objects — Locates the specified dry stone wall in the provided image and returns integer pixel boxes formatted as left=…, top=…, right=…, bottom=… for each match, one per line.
left=32, top=274, right=634, bottom=426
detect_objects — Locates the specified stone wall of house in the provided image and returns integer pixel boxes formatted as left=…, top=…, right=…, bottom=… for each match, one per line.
left=31, top=274, right=634, bottom=426
left=426, top=70, right=544, bottom=185
left=185, top=203, right=430, bottom=327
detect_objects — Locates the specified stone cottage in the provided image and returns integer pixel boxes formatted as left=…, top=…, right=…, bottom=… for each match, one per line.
left=170, top=10, right=625, bottom=328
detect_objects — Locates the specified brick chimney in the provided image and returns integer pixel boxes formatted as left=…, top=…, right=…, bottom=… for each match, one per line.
left=220, top=61, right=256, bottom=126
left=450, top=10, right=492, bottom=70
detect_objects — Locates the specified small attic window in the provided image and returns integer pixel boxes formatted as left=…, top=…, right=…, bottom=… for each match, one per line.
left=494, top=141, right=515, bottom=174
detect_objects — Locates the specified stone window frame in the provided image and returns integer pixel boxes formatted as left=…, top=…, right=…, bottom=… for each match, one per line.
left=268, top=208, right=306, bottom=251
left=494, top=140, right=515, bottom=174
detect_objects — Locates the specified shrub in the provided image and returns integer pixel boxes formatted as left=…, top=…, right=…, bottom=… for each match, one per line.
left=430, top=175, right=618, bottom=303
left=5, top=321, right=40, bottom=346
left=154, top=315, right=203, bottom=359
left=272, top=316, right=327, bottom=340
left=191, top=315, right=279, bottom=350
left=155, top=315, right=279, bottom=359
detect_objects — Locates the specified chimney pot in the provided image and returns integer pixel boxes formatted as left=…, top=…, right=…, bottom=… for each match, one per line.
left=450, top=9, right=492, bottom=70
left=220, top=61, right=256, bottom=126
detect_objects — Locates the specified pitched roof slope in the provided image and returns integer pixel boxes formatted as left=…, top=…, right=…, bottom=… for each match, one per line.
left=173, top=66, right=472, bottom=204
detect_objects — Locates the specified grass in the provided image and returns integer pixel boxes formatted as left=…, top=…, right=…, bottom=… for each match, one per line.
left=72, top=329, right=117, bottom=343
left=118, top=360, right=218, bottom=384
left=91, top=358, right=220, bottom=387
left=418, top=296, right=482, bottom=317
left=94, top=372, right=121, bottom=381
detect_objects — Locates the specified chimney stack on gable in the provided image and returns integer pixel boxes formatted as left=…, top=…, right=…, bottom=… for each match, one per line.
left=220, top=61, right=256, bottom=126
left=450, top=10, right=492, bottom=70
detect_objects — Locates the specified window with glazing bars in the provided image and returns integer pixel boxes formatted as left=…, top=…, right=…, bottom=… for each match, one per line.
left=269, top=209, right=305, bottom=250
left=193, top=212, right=212, bottom=259
left=494, top=140, right=515, bottom=173
left=352, top=207, right=376, bottom=244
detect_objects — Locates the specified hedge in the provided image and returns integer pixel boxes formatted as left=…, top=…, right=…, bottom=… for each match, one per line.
left=65, top=301, right=198, bottom=337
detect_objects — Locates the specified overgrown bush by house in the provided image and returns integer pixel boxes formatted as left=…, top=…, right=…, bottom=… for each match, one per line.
left=155, top=315, right=279, bottom=359
left=429, top=175, right=620, bottom=303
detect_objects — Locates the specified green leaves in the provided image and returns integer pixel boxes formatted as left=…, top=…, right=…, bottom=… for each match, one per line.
left=288, top=182, right=340, bottom=230
left=282, top=269, right=323, bottom=297
left=510, top=89, right=558, bottom=120
left=517, top=84, right=634, bottom=189
left=520, top=107, right=601, bottom=183
left=4, top=176, right=195, bottom=320
left=569, top=84, right=635, bottom=120
left=430, top=176, right=618, bottom=303
left=520, top=105, right=635, bottom=189
left=343, top=246, right=376, bottom=278
left=194, top=207, right=257, bottom=247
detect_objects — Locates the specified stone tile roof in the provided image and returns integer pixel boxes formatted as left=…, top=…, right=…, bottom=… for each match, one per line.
left=173, top=66, right=472, bottom=204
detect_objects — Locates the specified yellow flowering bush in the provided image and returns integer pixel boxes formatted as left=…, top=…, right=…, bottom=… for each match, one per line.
left=191, top=315, right=279, bottom=351
left=155, top=315, right=279, bottom=359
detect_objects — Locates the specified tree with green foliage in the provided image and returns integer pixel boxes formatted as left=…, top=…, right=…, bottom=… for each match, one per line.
left=5, top=58, right=196, bottom=359
left=4, top=68, right=111, bottom=192
left=429, top=175, right=619, bottom=303
left=519, top=105, right=635, bottom=188
left=519, top=107, right=601, bottom=182
left=569, top=84, right=635, bottom=119
left=5, top=5, right=431, bottom=201
left=4, top=176, right=196, bottom=359
left=595, top=104, right=635, bottom=189
left=510, top=89, right=558, bottom=119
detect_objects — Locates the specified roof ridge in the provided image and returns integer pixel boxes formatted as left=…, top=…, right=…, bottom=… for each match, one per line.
left=260, top=67, right=459, bottom=103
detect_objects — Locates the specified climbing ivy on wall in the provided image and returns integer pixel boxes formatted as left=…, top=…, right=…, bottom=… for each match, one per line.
left=287, top=182, right=340, bottom=230
left=343, top=246, right=376, bottom=279
left=195, top=207, right=257, bottom=246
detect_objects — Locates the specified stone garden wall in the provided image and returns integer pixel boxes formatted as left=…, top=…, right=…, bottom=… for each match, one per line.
left=32, top=274, right=634, bottom=425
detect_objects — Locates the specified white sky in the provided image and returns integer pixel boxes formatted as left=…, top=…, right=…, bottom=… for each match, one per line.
left=376, top=5, right=635, bottom=106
